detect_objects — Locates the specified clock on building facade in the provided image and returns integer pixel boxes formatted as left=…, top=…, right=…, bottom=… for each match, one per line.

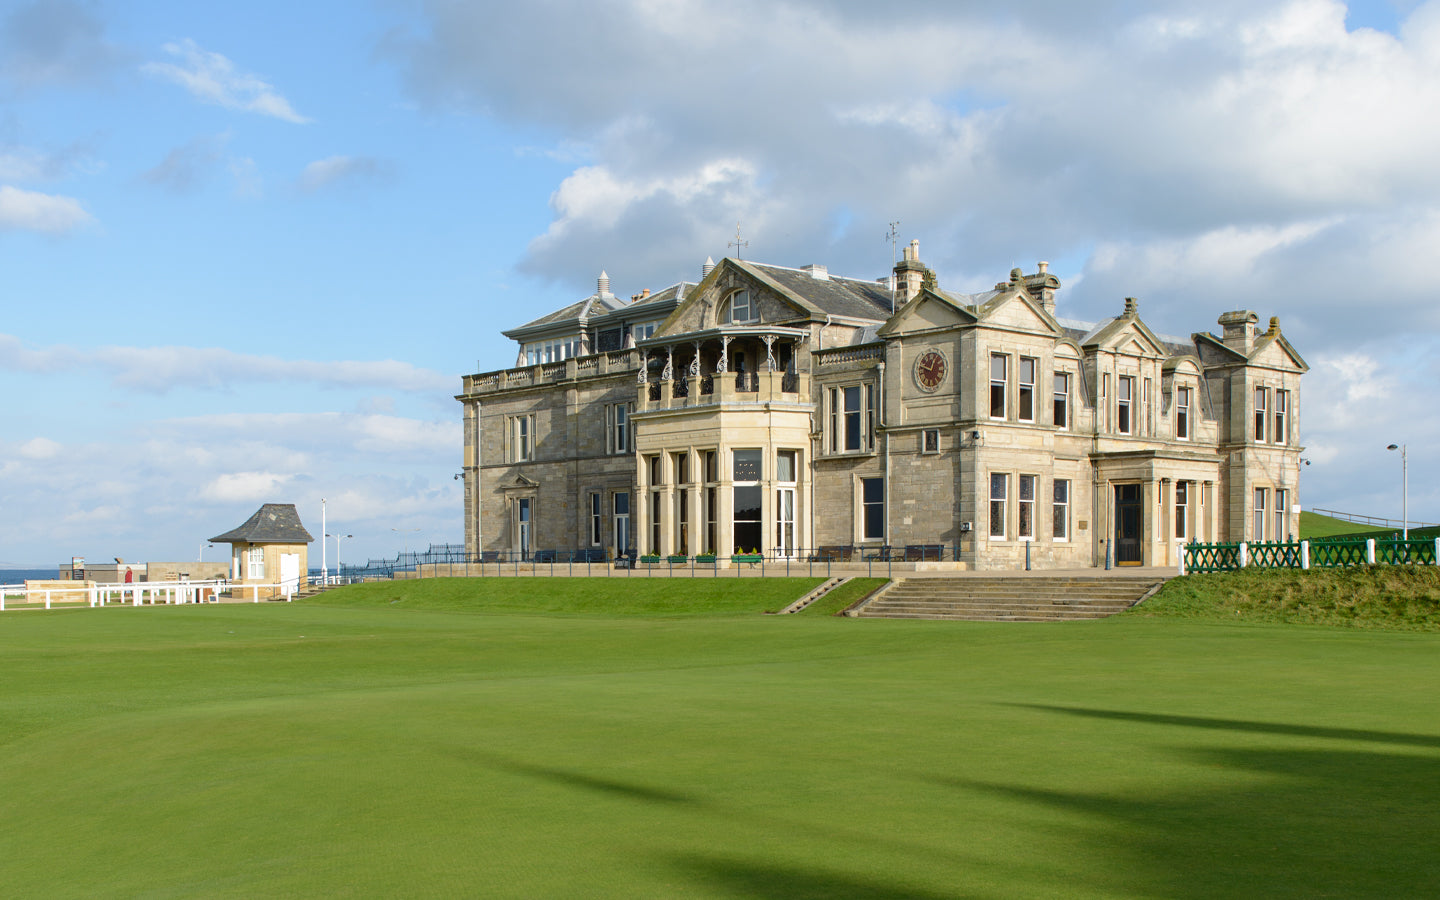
left=914, top=350, right=947, bottom=392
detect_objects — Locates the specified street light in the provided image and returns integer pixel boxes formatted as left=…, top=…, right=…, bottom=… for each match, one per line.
left=326, top=533, right=353, bottom=583
left=1387, top=444, right=1408, bottom=541
left=392, top=528, right=422, bottom=571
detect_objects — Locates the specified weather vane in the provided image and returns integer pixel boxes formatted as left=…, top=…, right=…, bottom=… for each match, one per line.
left=728, top=222, right=749, bottom=260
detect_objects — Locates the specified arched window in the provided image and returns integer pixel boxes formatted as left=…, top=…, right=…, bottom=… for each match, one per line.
left=723, top=290, right=756, bottom=324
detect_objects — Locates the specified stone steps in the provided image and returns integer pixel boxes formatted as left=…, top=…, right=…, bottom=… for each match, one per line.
left=855, top=576, right=1164, bottom=622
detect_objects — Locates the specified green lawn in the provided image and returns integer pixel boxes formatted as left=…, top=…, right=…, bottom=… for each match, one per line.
left=1300, top=510, right=1440, bottom=541
left=2, top=579, right=1438, bottom=898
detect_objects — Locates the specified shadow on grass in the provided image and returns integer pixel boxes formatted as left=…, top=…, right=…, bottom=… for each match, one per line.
left=916, top=706, right=1440, bottom=896
left=459, top=750, right=697, bottom=805
left=667, top=853, right=965, bottom=900
left=1007, top=703, right=1440, bottom=749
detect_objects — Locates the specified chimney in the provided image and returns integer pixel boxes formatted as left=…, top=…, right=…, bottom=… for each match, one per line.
left=1218, top=310, right=1259, bottom=355
left=893, top=238, right=929, bottom=306
left=1023, top=261, right=1061, bottom=315
left=597, top=270, right=611, bottom=298
left=1124, top=297, right=1138, bottom=317
left=702, top=256, right=715, bottom=278
left=801, top=264, right=829, bottom=281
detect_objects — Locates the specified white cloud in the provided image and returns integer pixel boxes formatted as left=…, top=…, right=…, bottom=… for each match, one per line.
left=202, top=471, right=293, bottom=503
left=143, top=39, right=309, bottom=124
left=297, top=155, right=393, bottom=193
left=18, top=437, right=61, bottom=459
left=0, top=334, right=454, bottom=394
left=0, top=412, right=463, bottom=566
left=0, top=184, right=93, bottom=233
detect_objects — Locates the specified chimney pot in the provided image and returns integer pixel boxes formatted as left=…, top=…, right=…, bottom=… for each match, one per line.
left=597, top=270, right=610, bottom=296
left=702, top=256, right=715, bottom=278
left=1037, top=261, right=1049, bottom=274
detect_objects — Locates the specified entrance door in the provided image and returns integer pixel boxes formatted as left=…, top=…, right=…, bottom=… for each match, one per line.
left=280, top=553, right=301, bottom=593
left=1114, top=484, right=1143, bottom=565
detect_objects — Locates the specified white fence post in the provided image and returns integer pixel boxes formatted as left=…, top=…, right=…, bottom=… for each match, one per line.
left=1434, top=538, right=1440, bottom=566
left=1177, top=542, right=1187, bottom=575
left=45, top=590, right=51, bottom=610
left=1366, top=538, right=1376, bottom=565
left=1300, top=540, right=1310, bottom=570
left=1238, top=542, right=1248, bottom=568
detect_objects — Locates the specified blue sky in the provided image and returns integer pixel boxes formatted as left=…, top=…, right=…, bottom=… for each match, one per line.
left=2, top=0, right=1437, bottom=568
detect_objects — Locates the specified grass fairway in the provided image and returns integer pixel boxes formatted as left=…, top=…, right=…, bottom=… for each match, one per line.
left=3, top=580, right=1439, bottom=898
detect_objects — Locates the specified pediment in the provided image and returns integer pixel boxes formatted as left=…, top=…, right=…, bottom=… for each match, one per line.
left=1250, top=332, right=1309, bottom=371
left=1162, top=355, right=1203, bottom=376
left=974, top=288, right=1064, bottom=335
left=1087, top=318, right=1168, bottom=358
left=875, top=287, right=977, bottom=337
left=654, top=260, right=811, bottom=337
left=501, top=474, right=540, bottom=491
left=1053, top=338, right=1083, bottom=359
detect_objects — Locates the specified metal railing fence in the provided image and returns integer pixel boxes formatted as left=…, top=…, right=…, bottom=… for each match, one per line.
left=1182, top=536, right=1440, bottom=574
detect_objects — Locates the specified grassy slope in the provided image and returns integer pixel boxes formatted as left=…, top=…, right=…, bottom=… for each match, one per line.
left=306, top=575, right=826, bottom=616
left=1134, top=567, right=1440, bottom=630
left=796, top=576, right=888, bottom=615
left=1300, top=510, right=1440, bottom=541
left=1, top=582, right=1438, bottom=897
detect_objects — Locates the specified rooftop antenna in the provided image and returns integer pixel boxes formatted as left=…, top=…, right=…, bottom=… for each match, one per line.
left=886, top=220, right=901, bottom=312
left=728, top=222, right=749, bottom=261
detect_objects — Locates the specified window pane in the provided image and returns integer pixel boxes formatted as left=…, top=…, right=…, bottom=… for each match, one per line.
left=733, top=485, right=762, bottom=553
left=776, top=450, right=796, bottom=483
left=861, top=477, right=884, bottom=540
left=733, top=449, right=762, bottom=481
left=1053, top=479, right=1069, bottom=540
left=989, top=473, right=1007, bottom=538
left=844, top=386, right=861, bottom=450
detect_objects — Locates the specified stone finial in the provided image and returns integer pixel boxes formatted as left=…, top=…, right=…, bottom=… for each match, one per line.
left=1268, top=316, right=1280, bottom=334
left=1124, top=297, right=1138, bottom=316
left=1010, top=268, right=1024, bottom=284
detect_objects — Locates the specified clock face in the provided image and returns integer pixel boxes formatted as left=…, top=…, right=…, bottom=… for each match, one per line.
left=915, top=350, right=947, bottom=392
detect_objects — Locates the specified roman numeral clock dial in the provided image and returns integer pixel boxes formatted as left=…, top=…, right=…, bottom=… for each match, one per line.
left=914, top=350, right=947, bottom=392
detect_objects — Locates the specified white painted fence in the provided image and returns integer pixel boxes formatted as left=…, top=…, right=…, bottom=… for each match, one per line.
left=0, top=579, right=299, bottom=611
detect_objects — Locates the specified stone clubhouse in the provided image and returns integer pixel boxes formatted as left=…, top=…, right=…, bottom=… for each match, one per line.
left=456, top=240, right=1306, bottom=570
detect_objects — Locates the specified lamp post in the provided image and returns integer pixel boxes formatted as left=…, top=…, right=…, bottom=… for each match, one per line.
left=326, top=533, right=352, bottom=583
left=321, top=498, right=327, bottom=585
left=1386, top=444, right=1408, bottom=541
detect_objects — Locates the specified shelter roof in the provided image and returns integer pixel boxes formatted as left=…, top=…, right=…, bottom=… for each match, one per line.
left=210, top=504, right=315, bottom=544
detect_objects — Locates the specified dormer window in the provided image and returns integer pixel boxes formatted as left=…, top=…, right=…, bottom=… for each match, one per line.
left=723, top=290, right=756, bottom=324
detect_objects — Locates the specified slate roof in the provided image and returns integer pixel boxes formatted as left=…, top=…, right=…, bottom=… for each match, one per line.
left=505, top=282, right=695, bottom=339
left=745, top=263, right=896, bottom=320
left=210, top=504, right=315, bottom=544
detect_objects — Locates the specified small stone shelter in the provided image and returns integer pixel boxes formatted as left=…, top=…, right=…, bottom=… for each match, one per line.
left=210, top=504, right=313, bottom=596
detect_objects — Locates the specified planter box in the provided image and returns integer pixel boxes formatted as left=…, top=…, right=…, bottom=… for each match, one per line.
left=666, top=555, right=689, bottom=564
left=731, top=555, right=764, bottom=564
left=694, top=555, right=717, bottom=564
left=639, top=556, right=662, bottom=565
